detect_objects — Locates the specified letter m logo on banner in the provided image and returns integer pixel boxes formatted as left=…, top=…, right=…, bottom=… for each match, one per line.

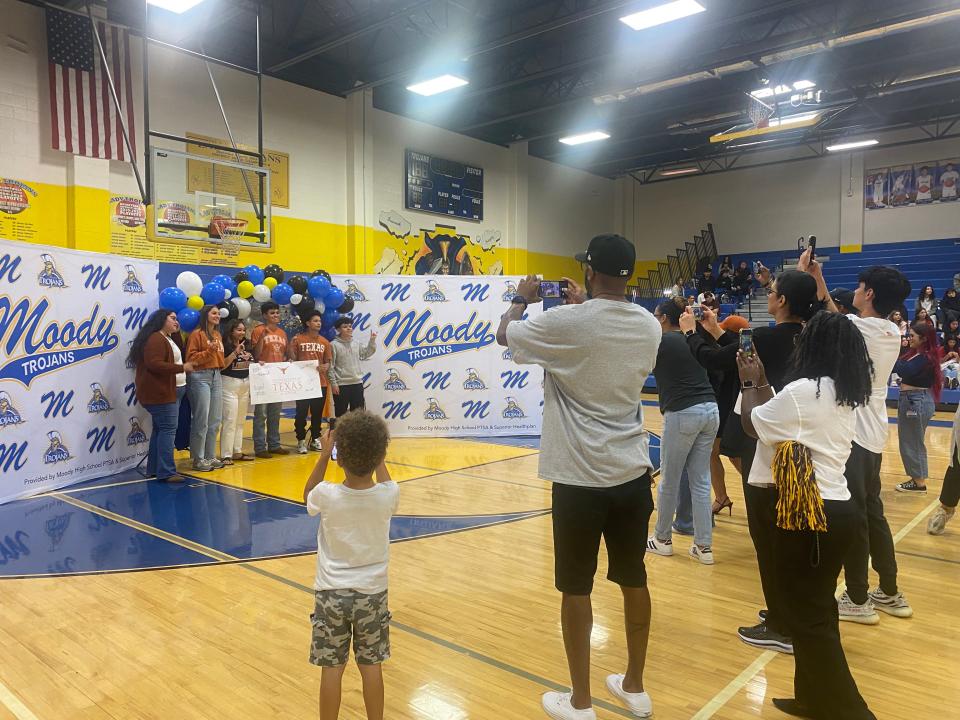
left=462, top=401, right=490, bottom=419
left=382, top=401, right=411, bottom=420
left=81, top=264, right=111, bottom=291
left=501, top=370, right=530, bottom=389
left=0, top=442, right=28, bottom=472
left=87, top=426, right=116, bottom=453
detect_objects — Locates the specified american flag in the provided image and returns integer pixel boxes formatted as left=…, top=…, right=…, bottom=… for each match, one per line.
left=46, top=7, right=136, bottom=160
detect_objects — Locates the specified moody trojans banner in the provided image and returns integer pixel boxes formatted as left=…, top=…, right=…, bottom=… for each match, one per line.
left=0, top=238, right=157, bottom=504
left=332, top=275, right=544, bottom=438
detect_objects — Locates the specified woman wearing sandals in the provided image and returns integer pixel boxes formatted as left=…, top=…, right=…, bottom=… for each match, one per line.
left=220, top=319, right=256, bottom=465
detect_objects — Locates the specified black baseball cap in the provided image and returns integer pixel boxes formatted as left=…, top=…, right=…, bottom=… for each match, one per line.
left=574, top=234, right=636, bottom=278
left=830, top=288, right=858, bottom=314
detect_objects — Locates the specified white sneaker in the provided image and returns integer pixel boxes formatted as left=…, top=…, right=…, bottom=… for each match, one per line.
left=646, top=536, right=673, bottom=556
left=689, top=544, right=714, bottom=565
left=191, top=459, right=213, bottom=472
left=605, top=674, right=653, bottom=718
left=868, top=588, right=913, bottom=618
left=208, top=458, right=224, bottom=470
left=310, top=438, right=323, bottom=452
left=541, top=692, right=596, bottom=720
left=928, top=506, right=955, bottom=535
left=297, top=440, right=308, bottom=455
left=837, top=591, right=880, bottom=625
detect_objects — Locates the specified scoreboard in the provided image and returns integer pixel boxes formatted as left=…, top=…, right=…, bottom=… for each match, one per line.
left=405, top=150, right=483, bottom=221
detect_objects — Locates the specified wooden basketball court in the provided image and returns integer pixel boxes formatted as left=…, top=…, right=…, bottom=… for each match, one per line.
left=1, top=406, right=957, bottom=719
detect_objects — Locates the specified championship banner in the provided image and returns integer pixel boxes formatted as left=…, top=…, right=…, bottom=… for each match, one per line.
left=0, top=237, right=157, bottom=505
left=332, top=275, right=544, bottom=438
left=249, top=360, right=321, bottom=405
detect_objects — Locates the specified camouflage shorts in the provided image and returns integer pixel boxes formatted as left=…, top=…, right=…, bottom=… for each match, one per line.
left=309, top=589, right=391, bottom=666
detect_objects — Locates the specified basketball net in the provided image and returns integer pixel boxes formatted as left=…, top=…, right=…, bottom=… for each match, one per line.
left=209, top=216, right=247, bottom=258
left=747, top=94, right=775, bottom=129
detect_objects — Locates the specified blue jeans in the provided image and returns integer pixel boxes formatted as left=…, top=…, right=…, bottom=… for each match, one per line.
left=253, top=402, right=282, bottom=453
left=188, top=370, right=223, bottom=462
left=145, top=386, right=185, bottom=480
left=898, top=389, right=935, bottom=479
left=673, top=471, right=694, bottom=534
left=655, top=402, right=720, bottom=547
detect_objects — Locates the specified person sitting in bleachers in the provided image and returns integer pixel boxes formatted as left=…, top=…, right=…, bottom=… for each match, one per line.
left=915, top=285, right=939, bottom=328
left=941, top=287, right=960, bottom=325
left=719, top=255, right=733, bottom=274
left=731, top=261, right=753, bottom=300
left=698, top=266, right=717, bottom=294
left=915, top=307, right=935, bottom=329
left=942, top=336, right=960, bottom=390
left=889, top=310, right=908, bottom=334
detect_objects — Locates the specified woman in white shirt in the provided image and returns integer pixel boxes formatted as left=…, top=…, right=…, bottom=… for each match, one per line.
left=737, top=312, right=876, bottom=720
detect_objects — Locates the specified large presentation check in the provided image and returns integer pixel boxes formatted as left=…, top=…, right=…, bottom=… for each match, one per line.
left=249, top=361, right=321, bottom=405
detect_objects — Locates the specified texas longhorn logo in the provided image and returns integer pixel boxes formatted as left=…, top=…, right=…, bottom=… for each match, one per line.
left=38, top=253, right=67, bottom=288
left=0, top=391, right=24, bottom=428
left=43, top=430, right=72, bottom=464
left=87, top=383, right=112, bottom=413
left=122, top=264, right=146, bottom=294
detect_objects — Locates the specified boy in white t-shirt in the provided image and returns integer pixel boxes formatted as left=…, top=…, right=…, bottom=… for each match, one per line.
left=303, top=410, right=398, bottom=720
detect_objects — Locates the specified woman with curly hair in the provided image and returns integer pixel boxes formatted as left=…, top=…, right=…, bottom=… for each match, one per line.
left=738, top=311, right=875, bottom=720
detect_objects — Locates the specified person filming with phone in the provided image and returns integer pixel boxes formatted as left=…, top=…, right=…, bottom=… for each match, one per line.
left=496, top=234, right=662, bottom=720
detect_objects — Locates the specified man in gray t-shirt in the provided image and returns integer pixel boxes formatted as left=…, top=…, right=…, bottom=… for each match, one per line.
left=497, top=234, right=662, bottom=720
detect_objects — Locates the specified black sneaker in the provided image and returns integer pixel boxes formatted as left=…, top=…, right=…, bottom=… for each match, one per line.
left=737, top=622, right=793, bottom=654
left=772, top=698, right=814, bottom=718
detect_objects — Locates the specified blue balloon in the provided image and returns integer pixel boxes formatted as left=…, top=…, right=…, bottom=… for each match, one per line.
left=322, top=326, right=337, bottom=341
left=159, top=286, right=187, bottom=311
left=322, top=308, right=340, bottom=327
left=244, top=264, right=265, bottom=285
left=176, top=307, right=200, bottom=332
left=324, top=286, right=345, bottom=310
left=307, top=274, right=331, bottom=299
left=200, top=281, right=226, bottom=305
left=211, top=273, right=236, bottom=293
left=271, top=282, right=294, bottom=305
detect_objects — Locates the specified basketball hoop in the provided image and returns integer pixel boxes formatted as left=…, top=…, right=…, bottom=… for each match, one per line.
left=747, top=93, right=775, bottom=129
left=208, top=216, right=247, bottom=257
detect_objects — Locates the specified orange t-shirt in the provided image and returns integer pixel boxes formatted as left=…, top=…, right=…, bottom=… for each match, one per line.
left=251, top=324, right=288, bottom=364
left=290, top=333, right=332, bottom=387
left=185, top=329, right=225, bottom=370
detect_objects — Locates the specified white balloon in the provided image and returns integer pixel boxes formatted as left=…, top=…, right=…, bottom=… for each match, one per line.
left=231, top=297, right=251, bottom=319
left=175, top=271, right=203, bottom=297
left=218, top=307, right=230, bottom=318
left=290, top=293, right=303, bottom=306
left=252, top=284, right=272, bottom=303
left=316, top=300, right=326, bottom=314
left=223, top=288, right=232, bottom=300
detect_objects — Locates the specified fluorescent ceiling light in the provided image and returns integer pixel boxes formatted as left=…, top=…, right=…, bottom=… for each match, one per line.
left=559, top=130, right=611, bottom=145
left=660, top=167, right=700, bottom=176
left=406, top=74, right=469, bottom=96
left=147, top=0, right=206, bottom=12
left=619, top=0, right=706, bottom=31
left=826, top=139, right=879, bottom=152
left=793, top=80, right=816, bottom=90
left=750, top=88, right=775, bottom=99
left=767, top=110, right=822, bottom=128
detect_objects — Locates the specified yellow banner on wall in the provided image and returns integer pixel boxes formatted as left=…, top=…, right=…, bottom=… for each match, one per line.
left=186, top=132, right=289, bottom=209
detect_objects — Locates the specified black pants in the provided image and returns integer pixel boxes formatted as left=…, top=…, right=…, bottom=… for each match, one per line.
left=941, top=446, right=960, bottom=507
left=294, top=390, right=325, bottom=442
left=742, top=476, right=792, bottom=635
left=775, top=499, right=876, bottom=720
left=842, top=443, right=898, bottom=602
left=332, top=383, right=365, bottom=421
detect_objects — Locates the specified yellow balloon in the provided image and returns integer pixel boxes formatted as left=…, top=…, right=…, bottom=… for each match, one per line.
left=187, top=295, right=204, bottom=310
left=237, top=281, right=255, bottom=299
left=263, top=276, right=278, bottom=289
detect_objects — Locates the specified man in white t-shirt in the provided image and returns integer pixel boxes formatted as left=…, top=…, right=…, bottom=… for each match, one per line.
left=800, top=254, right=915, bottom=623
left=941, top=163, right=959, bottom=200
left=872, top=174, right=886, bottom=207
left=498, top=234, right=662, bottom=720
left=916, top=166, right=933, bottom=203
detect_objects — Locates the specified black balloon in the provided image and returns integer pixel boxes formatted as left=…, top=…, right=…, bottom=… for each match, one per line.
left=311, top=269, right=332, bottom=281
left=233, top=270, right=249, bottom=284
left=263, top=264, right=285, bottom=282
left=218, top=301, right=239, bottom=322
left=297, top=296, right=316, bottom=315
left=288, top=275, right=307, bottom=295
left=338, top=297, right=355, bottom=314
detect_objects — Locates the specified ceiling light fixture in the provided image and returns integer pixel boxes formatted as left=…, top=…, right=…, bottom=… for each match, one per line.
left=559, top=130, right=611, bottom=145
left=619, top=0, right=706, bottom=31
left=660, top=167, right=700, bottom=176
left=826, top=139, right=879, bottom=152
left=406, top=74, right=469, bottom=96
left=147, top=0, right=206, bottom=12
left=792, top=80, right=816, bottom=90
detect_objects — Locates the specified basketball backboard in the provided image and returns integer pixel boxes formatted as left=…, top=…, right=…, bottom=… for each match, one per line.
left=148, top=146, right=272, bottom=251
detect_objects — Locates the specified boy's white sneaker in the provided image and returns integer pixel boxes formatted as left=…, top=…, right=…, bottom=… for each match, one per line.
left=541, top=692, right=596, bottom=720
left=297, top=440, right=308, bottom=455
left=605, top=674, right=653, bottom=717
left=310, top=438, right=323, bottom=452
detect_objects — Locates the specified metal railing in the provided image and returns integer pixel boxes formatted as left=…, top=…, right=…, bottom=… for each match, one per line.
left=628, top=223, right=718, bottom=302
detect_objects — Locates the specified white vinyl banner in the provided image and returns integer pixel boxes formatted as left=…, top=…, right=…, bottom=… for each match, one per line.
left=249, top=360, right=321, bottom=405
left=0, top=237, right=156, bottom=505
left=332, top=275, right=544, bottom=437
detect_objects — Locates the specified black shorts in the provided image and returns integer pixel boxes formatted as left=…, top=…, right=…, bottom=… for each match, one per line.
left=552, top=474, right=654, bottom=595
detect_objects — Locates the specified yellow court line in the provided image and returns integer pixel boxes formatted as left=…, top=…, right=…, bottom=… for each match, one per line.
left=691, top=497, right=942, bottom=719
left=0, top=677, right=40, bottom=720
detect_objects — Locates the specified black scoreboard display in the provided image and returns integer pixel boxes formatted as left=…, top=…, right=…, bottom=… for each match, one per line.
left=405, top=150, right=483, bottom=221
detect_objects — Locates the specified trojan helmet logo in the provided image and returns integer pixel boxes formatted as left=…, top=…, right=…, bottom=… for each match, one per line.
left=502, top=281, right=518, bottom=302
left=122, top=264, right=145, bottom=294
left=502, top=348, right=513, bottom=361
left=0, top=391, right=24, bottom=428
left=423, top=397, right=448, bottom=420
left=126, top=417, right=147, bottom=446
left=43, top=430, right=71, bottom=464
left=38, top=253, right=67, bottom=288
left=45, top=512, right=73, bottom=551
left=87, top=382, right=112, bottom=413
left=383, top=368, right=407, bottom=391
left=344, top=280, right=367, bottom=302
left=463, top=368, right=486, bottom=390
left=423, top=280, right=447, bottom=303
left=502, top=397, right=526, bottom=419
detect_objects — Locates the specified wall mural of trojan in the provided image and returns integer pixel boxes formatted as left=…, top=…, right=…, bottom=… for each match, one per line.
left=375, top=209, right=504, bottom=276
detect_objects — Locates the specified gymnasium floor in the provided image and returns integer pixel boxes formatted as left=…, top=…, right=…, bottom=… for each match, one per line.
left=1, top=403, right=958, bottom=719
